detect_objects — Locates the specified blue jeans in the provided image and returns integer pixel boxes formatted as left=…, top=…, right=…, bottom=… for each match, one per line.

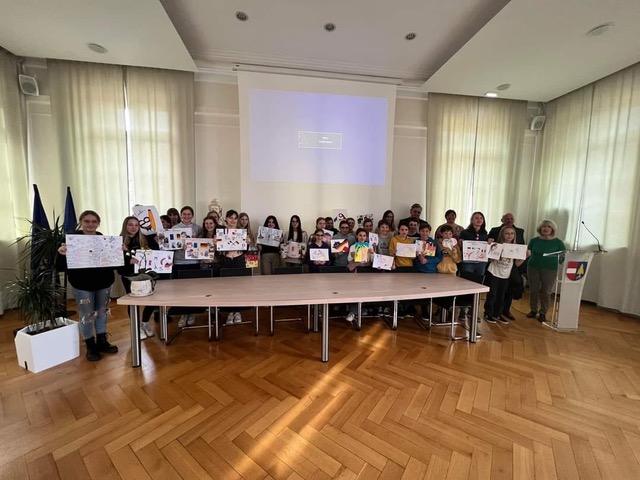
left=73, top=287, right=111, bottom=339
left=459, top=261, right=487, bottom=276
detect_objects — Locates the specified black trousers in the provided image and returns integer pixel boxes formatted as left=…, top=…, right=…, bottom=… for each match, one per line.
left=484, top=271, right=509, bottom=318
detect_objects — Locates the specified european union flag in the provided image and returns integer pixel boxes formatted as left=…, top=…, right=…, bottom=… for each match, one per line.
left=63, top=186, right=77, bottom=233
left=31, top=184, right=50, bottom=271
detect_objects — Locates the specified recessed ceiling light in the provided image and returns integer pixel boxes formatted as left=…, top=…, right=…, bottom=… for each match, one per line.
left=405, top=33, right=416, bottom=41
left=586, top=23, right=614, bottom=37
left=235, top=11, right=248, bottom=21
left=485, top=92, right=498, bottom=98
left=324, top=23, right=336, bottom=32
left=496, top=83, right=510, bottom=91
left=87, top=43, right=108, bottom=54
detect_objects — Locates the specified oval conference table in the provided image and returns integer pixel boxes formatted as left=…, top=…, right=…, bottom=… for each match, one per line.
left=118, top=272, right=489, bottom=367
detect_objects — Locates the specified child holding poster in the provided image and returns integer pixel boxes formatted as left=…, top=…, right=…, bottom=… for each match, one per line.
left=484, top=226, right=527, bottom=324
left=347, top=228, right=375, bottom=271
left=414, top=223, right=441, bottom=273
left=436, top=225, right=462, bottom=274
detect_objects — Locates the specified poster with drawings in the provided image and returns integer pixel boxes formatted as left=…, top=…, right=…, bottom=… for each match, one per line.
left=368, top=232, right=379, bottom=247
left=257, top=226, right=284, bottom=247
left=501, top=244, right=527, bottom=260
left=158, top=228, right=191, bottom=250
left=356, top=213, right=373, bottom=227
left=133, top=250, right=174, bottom=274
left=462, top=240, right=488, bottom=262
left=373, top=254, right=394, bottom=271
left=286, top=241, right=307, bottom=259
left=216, top=228, right=247, bottom=251
left=331, top=238, right=350, bottom=254
left=66, top=235, right=124, bottom=269
left=396, top=243, right=417, bottom=258
left=332, top=209, right=348, bottom=224
left=132, top=205, right=164, bottom=235
left=309, top=248, right=329, bottom=262
left=487, top=243, right=503, bottom=260
left=184, top=238, right=216, bottom=260
left=415, top=240, right=436, bottom=256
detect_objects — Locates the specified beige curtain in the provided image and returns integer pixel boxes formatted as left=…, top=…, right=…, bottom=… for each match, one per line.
left=536, top=62, right=640, bottom=316
left=426, top=94, right=477, bottom=224
left=125, top=67, right=194, bottom=213
left=0, top=49, right=30, bottom=293
left=426, top=93, right=527, bottom=227
left=48, top=60, right=129, bottom=235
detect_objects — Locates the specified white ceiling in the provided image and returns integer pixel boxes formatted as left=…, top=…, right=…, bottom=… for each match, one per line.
left=0, top=0, right=638, bottom=101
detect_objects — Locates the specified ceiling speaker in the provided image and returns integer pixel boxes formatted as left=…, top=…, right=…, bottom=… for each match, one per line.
left=530, top=115, right=546, bottom=131
left=18, top=74, right=39, bottom=96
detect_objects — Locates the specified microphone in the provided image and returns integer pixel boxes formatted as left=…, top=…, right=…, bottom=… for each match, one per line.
left=581, top=221, right=603, bottom=252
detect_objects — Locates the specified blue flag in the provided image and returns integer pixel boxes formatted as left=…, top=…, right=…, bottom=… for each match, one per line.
left=31, top=184, right=50, bottom=271
left=63, top=186, right=77, bottom=233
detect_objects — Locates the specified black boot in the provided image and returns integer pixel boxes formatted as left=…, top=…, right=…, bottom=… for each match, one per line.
left=96, top=333, right=118, bottom=354
left=85, top=337, right=102, bottom=361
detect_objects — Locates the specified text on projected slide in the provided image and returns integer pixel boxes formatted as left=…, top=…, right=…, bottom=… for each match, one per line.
left=249, top=89, right=388, bottom=185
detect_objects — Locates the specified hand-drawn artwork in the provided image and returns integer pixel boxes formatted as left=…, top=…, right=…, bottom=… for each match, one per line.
left=66, top=235, right=124, bottom=269
left=501, top=243, right=527, bottom=260
left=257, top=226, right=284, bottom=247
left=368, top=232, right=379, bottom=247
left=442, top=238, right=457, bottom=250
left=396, top=243, right=418, bottom=258
left=332, top=209, right=348, bottom=224
left=215, top=228, right=248, bottom=251
left=462, top=240, right=488, bottom=262
left=287, top=241, right=307, bottom=259
left=331, top=238, right=350, bottom=254
left=373, top=254, right=394, bottom=271
left=487, top=243, right=504, bottom=260
left=415, top=240, right=436, bottom=256
left=356, top=213, right=373, bottom=227
left=133, top=250, right=174, bottom=274
left=353, top=242, right=370, bottom=263
left=132, top=205, right=164, bottom=234
left=158, top=228, right=191, bottom=250
left=309, top=248, right=330, bottom=262
left=184, top=238, right=215, bottom=260
left=322, top=229, right=334, bottom=245
left=245, top=252, right=259, bottom=268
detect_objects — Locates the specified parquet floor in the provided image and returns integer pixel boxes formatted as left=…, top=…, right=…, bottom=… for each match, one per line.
left=1, top=296, right=640, bottom=479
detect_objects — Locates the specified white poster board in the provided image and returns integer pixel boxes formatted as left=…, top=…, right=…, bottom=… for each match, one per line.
left=133, top=250, right=174, bottom=274
left=158, top=228, right=191, bottom=250
left=257, top=226, right=284, bottom=247
left=216, top=229, right=248, bottom=251
left=66, top=235, right=124, bottom=269
left=184, top=238, right=216, bottom=260
left=132, top=205, right=164, bottom=235
left=373, top=254, right=394, bottom=270
left=462, top=241, right=488, bottom=262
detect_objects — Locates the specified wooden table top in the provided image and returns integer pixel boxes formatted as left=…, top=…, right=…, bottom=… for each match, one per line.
left=117, top=272, right=489, bottom=308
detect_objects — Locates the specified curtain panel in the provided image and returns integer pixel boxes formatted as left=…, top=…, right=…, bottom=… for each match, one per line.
left=0, top=49, right=30, bottom=289
left=426, top=93, right=528, bottom=228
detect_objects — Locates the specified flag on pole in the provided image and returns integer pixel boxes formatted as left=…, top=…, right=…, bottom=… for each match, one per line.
left=31, top=184, right=50, bottom=271
left=63, top=186, right=77, bottom=233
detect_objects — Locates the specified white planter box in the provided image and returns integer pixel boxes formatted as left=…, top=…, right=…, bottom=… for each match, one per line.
left=14, top=318, right=80, bottom=373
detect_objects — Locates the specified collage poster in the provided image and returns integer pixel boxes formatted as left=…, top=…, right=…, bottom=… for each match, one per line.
left=286, top=241, right=307, bottom=259
left=133, top=250, right=174, bottom=274
left=415, top=240, right=436, bottom=256
left=158, top=228, right=192, bottom=250
left=216, top=228, right=248, bottom=251
left=462, top=240, right=488, bottom=262
left=257, top=226, right=284, bottom=247
left=184, top=238, right=216, bottom=260
left=66, top=235, right=124, bottom=269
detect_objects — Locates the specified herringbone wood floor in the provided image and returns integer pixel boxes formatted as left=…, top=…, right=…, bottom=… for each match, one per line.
left=1, top=297, right=640, bottom=479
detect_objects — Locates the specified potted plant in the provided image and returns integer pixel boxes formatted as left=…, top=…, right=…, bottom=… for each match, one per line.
left=6, top=217, right=80, bottom=373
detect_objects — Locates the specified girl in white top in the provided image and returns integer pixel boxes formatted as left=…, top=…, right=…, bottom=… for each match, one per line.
left=283, top=215, right=308, bottom=266
left=483, top=226, right=526, bottom=324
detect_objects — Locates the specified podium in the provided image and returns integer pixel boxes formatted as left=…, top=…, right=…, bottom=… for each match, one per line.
left=542, top=250, right=599, bottom=331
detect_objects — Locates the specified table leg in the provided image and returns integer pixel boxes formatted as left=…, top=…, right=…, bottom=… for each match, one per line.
left=313, top=304, right=319, bottom=332
left=470, top=293, right=479, bottom=343
left=159, top=306, right=167, bottom=341
left=356, top=302, right=362, bottom=331
left=130, top=305, right=141, bottom=368
left=392, top=299, right=398, bottom=330
left=322, top=304, right=329, bottom=362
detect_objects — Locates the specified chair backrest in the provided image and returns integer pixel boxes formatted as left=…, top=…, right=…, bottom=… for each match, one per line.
left=220, top=267, right=252, bottom=278
left=392, top=266, right=418, bottom=274
left=459, top=270, right=486, bottom=285
left=274, top=266, right=304, bottom=275
left=177, top=269, right=213, bottom=279
left=318, top=265, right=348, bottom=274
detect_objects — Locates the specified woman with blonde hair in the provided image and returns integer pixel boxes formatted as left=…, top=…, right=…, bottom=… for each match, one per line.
left=526, top=219, right=565, bottom=323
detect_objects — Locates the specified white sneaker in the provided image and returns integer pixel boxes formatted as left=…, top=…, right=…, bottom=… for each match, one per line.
left=345, top=312, right=355, bottom=323
left=178, top=315, right=188, bottom=328
left=226, top=313, right=235, bottom=325
left=141, top=322, right=155, bottom=337
left=187, top=314, right=196, bottom=326
left=234, top=312, right=243, bottom=324
left=139, top=327, right=148, bottom=340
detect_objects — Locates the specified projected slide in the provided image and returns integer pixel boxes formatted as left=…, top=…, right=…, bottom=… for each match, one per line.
left=249, top=89, right=388, bottom=185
